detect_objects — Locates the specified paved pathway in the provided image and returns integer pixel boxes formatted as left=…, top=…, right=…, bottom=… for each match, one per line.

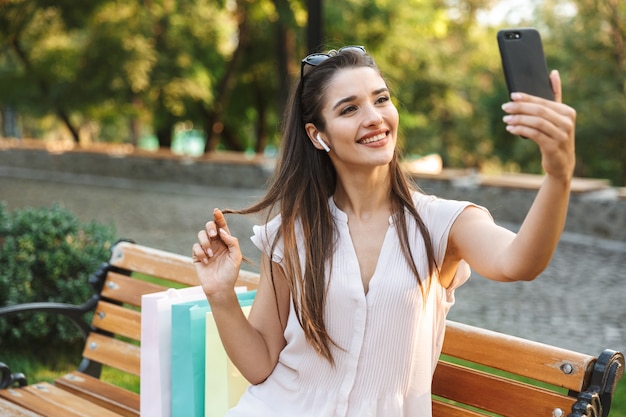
left=1, top=170, right=625, bottom=356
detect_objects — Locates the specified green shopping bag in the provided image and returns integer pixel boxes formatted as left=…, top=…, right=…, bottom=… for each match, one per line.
left=171, top=290, right=256, bottom=417
left=205, top=304, right=253, bottom=417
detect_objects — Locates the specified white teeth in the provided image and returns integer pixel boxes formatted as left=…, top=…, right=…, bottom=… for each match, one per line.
left=360, top=132, right=386, bottom=144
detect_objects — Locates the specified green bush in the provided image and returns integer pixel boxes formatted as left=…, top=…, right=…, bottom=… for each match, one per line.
left=0, top=203, right=116, bottom=349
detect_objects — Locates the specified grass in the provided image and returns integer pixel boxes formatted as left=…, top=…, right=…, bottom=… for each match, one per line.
left=2, top=343, right=139, bottom=394
left=613, top=382, right=626, bottom=417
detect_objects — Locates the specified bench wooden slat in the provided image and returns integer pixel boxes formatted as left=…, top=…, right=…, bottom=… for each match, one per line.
left=433, top=361, right=575, bottom=416
left=0, top=397, right=42, bottom=417
left=55, top=372, right=139, bottom=417
left=1, top=386, right=85, bottom=417
left=108, top=241, right=260, bottom=290
left=101, top=272, right=167, bottom=307
left=82, top=334, right=140, bottom=376
left=432, top=399, right=485, bottom=417
left=92, top=301, right=141, bottom=341
left=443, top=320, right=594, bottom=392
left=0, top=383, right=123, bottom=417
left=109, top=242, right=198, bottom=286
left=101, top=271, right=255, bottom=310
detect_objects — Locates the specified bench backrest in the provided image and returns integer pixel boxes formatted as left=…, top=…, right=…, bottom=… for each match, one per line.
left=434, top=321, right=596, bottom=416
left=81, top=241, right=258, bottom=381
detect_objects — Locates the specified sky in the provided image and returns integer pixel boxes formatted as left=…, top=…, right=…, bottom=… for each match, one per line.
left=477, top=0, right=577, bottom=26
left=476, top=0, right=538, bottom=26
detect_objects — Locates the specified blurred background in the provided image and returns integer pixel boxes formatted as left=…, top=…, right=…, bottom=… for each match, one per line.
left=0, top=0, right=624, bottom=186
left=1, top=2, right=625, bottom=411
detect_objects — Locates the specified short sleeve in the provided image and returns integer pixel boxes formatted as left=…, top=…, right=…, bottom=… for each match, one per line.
left=250, top=215, right=284, bottom=264
left=412, top=192, right=492, bottom=292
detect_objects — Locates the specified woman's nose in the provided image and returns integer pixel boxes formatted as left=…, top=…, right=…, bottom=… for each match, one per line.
left=363, top=105, right=384, bottom=126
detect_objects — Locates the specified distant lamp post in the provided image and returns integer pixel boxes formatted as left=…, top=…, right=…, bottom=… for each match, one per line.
left=306, top=0, right=323, bottom=54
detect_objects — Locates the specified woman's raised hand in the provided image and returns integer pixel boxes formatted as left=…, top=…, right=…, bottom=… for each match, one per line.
left=192, top=208, right=243, bottom=296
left=501, top=70, right=576, bottom=182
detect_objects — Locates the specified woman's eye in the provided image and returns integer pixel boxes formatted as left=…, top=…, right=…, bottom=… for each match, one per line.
left=376, top=95, right=390, bottom=104
left=340, top=105, right=357, bottom=115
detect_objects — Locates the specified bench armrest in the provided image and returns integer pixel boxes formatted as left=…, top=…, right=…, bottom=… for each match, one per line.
left=569, top=349, right=625, bottom=417
left=0, top=362, right=27, bottom=389
left=0, top=296, right=99, bottom=341
left=0, top=259, right=111, bottom=342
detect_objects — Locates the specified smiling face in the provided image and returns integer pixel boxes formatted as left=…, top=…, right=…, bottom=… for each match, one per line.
left=307, top=66, right=399, bottom=175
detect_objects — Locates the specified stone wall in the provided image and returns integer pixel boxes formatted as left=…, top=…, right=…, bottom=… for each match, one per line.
left=413, top=173, right=626, bottom=242
left=1, top=142, right=624, bottom=242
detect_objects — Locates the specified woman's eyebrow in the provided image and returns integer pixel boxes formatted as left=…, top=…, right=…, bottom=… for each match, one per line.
left=332, top=95, right=357, bottom=110
left=331, top=87, right=390, bottom=111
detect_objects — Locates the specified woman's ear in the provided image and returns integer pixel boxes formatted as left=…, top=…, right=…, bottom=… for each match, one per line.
left=305, top=123, right=330, bottom=152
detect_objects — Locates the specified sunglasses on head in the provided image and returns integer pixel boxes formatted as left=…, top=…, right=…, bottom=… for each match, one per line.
left=300, top=46, right=366, bottom=79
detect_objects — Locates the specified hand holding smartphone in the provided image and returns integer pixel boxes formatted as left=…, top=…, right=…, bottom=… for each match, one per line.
left=497, top=28, right=554, bottom=101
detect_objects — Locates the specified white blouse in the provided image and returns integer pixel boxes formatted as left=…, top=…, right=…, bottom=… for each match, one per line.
left=226, top=192, right=482, bottom=417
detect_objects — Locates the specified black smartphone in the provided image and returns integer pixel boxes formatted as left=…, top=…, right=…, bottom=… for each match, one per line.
left=497, top=28, right=554, bottom=100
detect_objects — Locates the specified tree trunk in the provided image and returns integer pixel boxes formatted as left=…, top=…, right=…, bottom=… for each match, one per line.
left=221, top=125, right=244, bottom=152
left=156, top=124, right=173, bottom=148
left=11, top=37, right=80, bottom=143
left=607, top=0, right=625, bottom=185
left=203, top=5, right=249, bottom=153
left=275, top=15, right=295, bottom=120
left=306, top=0, right=324, bottom=54
left=129, top=96, right=143, bottom=146
left=254, top=84, right=267, bottom=154
left=57, top=109, right=80, bottom=143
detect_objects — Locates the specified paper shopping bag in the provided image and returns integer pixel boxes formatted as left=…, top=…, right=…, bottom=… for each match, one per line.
left=171, top=299, right=209, bottom=417
left=140, top=286, right=207, bottom=417
left=205, top=304, right=253, bottom=417
left=172, top=290, right=256, bottom=417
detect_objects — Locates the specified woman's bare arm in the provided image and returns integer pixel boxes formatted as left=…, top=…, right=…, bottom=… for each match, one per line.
left=193, top=210, right=290, bottom=384
left=446, top=70, right=576, bottom=283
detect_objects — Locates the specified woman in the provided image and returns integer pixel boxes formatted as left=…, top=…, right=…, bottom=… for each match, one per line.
left=192, top=46, right=576, bottom=416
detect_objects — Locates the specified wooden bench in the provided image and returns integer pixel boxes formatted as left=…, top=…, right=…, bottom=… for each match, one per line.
left=0, top=241, right=623, bottom=416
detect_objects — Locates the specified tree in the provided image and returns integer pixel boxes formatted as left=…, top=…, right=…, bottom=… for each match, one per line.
left=539, top=0, right=626, bottom=185
left=0, top=0, right=155, bottom=144
left=1, top=0, right=623, bottom=185
left=324, top=0, right=500, bottom=169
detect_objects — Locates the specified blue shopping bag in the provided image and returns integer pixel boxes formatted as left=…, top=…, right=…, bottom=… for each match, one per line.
left=171, top=290, right=256, bottom=417
left=141, top=286, right=207, bottom=417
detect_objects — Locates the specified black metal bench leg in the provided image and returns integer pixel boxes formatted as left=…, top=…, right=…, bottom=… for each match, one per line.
left=569, top=349, right=625, bottom=417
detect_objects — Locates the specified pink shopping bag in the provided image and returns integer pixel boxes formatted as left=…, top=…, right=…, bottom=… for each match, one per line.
left=140, top=286, right=207, bottom=417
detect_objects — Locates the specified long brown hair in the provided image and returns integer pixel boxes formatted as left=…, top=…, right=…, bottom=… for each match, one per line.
left=229, top=49, right=437, bottom=363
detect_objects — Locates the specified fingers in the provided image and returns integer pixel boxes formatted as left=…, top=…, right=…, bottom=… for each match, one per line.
left=204, top=208, right=230, bottom=237
left=501, top=92, right=576, bottom=142
left=201, top=208, right=230, bottom=237
left=212, top=207, right=230, bottom=235
left=192, top=242, right=209, bottom=264
left=501, top=85, right=576, bottom=179
left=192, top=208, right=240, bottom=264
left=549, top=69, right=562, bottom=103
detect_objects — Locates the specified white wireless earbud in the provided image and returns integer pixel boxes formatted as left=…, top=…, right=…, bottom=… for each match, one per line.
left=316, top=134, right=330, bottom=152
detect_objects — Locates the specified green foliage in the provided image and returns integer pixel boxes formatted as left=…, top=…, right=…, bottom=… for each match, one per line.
left=541, top=0, right=626, bottom=185
left=0, top=203, right=116, bottom=349
left=614, top=379, right=626, bottom=417
left=0, top=0, right=624, bottom=184
left=325, top=0, right=503, bottom=169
